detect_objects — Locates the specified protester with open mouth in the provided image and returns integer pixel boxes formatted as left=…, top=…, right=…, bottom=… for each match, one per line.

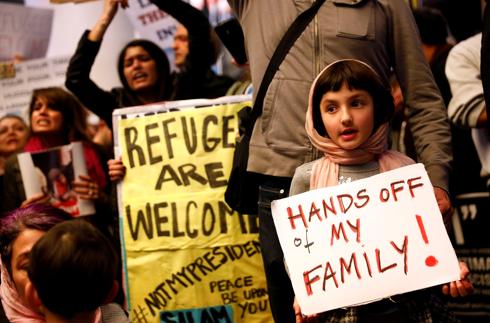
left=1, top=88, right=110, bottom=234
left=65, top=0, right=172, bottom=131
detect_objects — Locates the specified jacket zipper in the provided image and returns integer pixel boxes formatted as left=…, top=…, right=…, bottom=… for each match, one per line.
left=312, top=3, right=322, bottom=161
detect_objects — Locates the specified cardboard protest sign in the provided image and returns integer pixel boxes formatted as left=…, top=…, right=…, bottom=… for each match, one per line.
left=18, top=142, right=95, bottom=216
left=0, top=55, right=70, bottom=117
left=113, top=96, right=273, bottom=322
left=271, top=163, right=460, bottom=315
left=0, top=3, right=53, bottom=61
left=123, top=0, right=177, bottom=61
left=123, top=0, right=234, bottom=69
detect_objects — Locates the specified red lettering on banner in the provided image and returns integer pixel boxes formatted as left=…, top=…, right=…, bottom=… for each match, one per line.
left=284, top=188, right=373, bottom=230
left=408, top=176, right=424, bottom=198
left=337, top=194, right=353, bottom=214
left=390, top=180, right=405, bottom=202
left=303, top=265, right=322, bottom=296
left=391, top=236, right=408, bottom=274
left=287, top=205, right=307, bottom=230
left=322, top=262, right=339, bottom=290
left=322, top=197, right=337, bottom=217
left=138, top=10, right=168, bottom=26
left=340, top=253, right=361, bottom=283
left=330, top=219, right=361, bottom=246
left=376, top=249, right=397, bottom=273
left=309, top=202, right=322, bottom=223
left=355, top=189, right=370, bottom=208
left=302, top=240, right=409, bottom=296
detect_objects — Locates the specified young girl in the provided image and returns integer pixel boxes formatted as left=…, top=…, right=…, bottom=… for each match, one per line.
left=291, top=59, right=472, bottom=322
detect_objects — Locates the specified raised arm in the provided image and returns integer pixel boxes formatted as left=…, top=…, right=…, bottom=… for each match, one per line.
left=88, top=0, right=126, bottom=42
left=65, top=0, right=128, bottom=128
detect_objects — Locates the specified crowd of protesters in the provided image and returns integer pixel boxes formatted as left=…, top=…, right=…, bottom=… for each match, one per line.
left=0, top=0, right=489, bottom=322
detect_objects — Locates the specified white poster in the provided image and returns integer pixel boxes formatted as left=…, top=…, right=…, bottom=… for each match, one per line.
left=0, top=3, right=54, bottom=61
left=18, top=142, right=95, bottom=217
left=123, top=0, right=177, bottom=62
left=123, top=0, right=234, bottom=69
left=0, top=55, right=70, bottom=117
left=271, top=164, right=460, bottom=315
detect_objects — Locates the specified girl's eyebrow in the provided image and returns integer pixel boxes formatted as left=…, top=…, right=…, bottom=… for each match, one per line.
left=322, top=92, right=368, bottom=102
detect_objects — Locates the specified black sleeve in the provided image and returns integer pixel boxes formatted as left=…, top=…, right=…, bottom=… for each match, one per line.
left=65, top=30, right=120, bottom=129
left=150, top=0, right=214, bottom=78
left=2, top=157, right=25, bottom=213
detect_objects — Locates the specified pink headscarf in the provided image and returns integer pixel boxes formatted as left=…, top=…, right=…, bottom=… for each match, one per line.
left=0, top=259, right=44, bottom=323
left=305, top=59, right=414, bottom=189
left=0, top=259, right=102, bottom=322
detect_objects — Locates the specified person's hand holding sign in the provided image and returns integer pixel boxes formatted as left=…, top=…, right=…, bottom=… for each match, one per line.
left=108, top=157, right=126, bottom=182
left=293, top=261, right=474, bottom=321
left=442, top=262, right=473, bottom=297
left=294, top=298, right=317, bottom=323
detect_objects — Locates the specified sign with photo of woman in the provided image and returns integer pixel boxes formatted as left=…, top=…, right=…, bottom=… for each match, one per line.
left=17, top=141, right=94, bottom=216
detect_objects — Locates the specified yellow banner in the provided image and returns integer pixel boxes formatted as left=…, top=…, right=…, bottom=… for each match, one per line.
left=116, top=97, right=272, bottom=322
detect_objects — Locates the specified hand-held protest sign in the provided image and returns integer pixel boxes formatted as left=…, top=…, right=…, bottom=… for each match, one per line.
left=271, top=163, right=460, bottom=315
left=113, top=96, right=272, bottom=322
left=0, top=55, right=70, bottom=115
left=0, top=3, right=53, bottom=62
left=18, top=142, right=94, bottom=216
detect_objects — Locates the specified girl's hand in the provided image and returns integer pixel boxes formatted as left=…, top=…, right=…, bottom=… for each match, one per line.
left=73, top=175, right=100, bottom=201
left=442, top=261, right=473, bottom=297
left=293, top=297, right=318, bottom=322
left=20, top=192, right=50, bottom=208
left=108, top=157, right=126, bottom=182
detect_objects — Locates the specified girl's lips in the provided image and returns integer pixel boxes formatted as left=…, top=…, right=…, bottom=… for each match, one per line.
left=340, top=129, right=357, bottom=141
left=340, top=133, right=357, bottom=141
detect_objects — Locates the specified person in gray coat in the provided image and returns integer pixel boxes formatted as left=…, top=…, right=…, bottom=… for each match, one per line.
left=227, top=1, right=453, bottom=321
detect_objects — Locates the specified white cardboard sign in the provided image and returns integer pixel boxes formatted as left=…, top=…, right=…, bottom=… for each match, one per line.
left=271, top=163, right=460, bottom=315
left=0, top=3, right=53, bottom=61
left=0, top=55, right=70, bottom=117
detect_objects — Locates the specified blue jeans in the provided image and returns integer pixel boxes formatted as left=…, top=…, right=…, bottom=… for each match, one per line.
left=258, top=177, right=295, bottom=323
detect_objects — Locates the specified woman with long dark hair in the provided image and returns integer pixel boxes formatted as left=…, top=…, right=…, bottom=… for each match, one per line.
left=2, top=87, right=109, bottom=224
left=65, top=0, right=172, bottom=129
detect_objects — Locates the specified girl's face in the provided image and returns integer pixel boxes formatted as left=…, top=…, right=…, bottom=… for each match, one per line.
left=10, top=229, right=45, bottom=303
left=0, top=117, right=28, bottom=156
left=123, top=46, right=158, bottom=92
left=31, top=97, right=64, bottom=134
left=320, top=83, right=374, bottom=150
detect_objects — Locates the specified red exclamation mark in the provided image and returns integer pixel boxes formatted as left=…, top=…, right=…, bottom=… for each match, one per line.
left=416, top=215, right=438, bottom=267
